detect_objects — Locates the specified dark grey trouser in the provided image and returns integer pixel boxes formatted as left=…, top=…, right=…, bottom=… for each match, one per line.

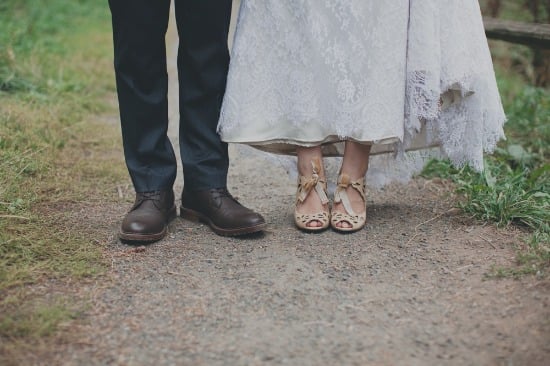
left=108, top=0, right=232, bottom=192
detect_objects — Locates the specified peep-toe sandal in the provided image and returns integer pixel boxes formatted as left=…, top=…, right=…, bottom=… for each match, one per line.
left=294, top=159, right=330, bottom=232
left=331, top=173, right=367, bottom=233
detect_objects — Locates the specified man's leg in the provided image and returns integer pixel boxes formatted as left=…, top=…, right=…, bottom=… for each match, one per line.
left=109, top=0, right=177, bottom=242
left=175, top=0, right=232, bottom=190
left=175, top=0, right=266, bottom=235
left=109, top=0, right=176, bottom=192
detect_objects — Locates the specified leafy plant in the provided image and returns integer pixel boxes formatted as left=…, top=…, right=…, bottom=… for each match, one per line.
left=422, top=84, right=550, bottom=276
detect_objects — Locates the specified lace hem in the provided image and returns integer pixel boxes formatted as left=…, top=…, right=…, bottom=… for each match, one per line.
left=219, top=0, right=506, bottom=188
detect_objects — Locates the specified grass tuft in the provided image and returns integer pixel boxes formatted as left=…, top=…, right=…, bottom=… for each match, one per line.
left=0, top=299, right=80, bottom=339
left=423, top=74, right=550, bottom=277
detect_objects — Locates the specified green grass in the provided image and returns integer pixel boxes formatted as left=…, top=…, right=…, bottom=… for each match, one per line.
left=1, top=0, right=124, bottom=349
left=0, top=297, right=81, bottom=338
left=0, top=0, right=109, bottom=93
left=422, top=73, right=550, bottom=276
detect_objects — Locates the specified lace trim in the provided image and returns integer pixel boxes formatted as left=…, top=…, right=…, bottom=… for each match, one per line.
left=219, top=0, right=506, bottom=188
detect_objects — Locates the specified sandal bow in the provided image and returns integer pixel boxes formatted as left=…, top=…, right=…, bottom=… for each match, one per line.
left=294, top=159, right=330, bottom=231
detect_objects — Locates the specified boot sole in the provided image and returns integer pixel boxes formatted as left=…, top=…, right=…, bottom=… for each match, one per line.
left=180, top=207, right=266, bottom=236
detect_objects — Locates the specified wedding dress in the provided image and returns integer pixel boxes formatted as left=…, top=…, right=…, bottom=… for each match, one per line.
left=218, top=0, right=506, bottom=187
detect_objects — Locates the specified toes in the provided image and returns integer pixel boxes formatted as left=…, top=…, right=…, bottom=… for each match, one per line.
left=307, top=220, right=321, bottom=228
left=336, top=221, right=352, bottom=229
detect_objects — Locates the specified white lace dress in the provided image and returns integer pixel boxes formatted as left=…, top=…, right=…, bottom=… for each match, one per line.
left=218, top=0, right=506, bottom=186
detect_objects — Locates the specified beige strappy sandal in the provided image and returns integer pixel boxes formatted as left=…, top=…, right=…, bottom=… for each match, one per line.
left=294, top=159, right=330, bottom=232
left=331, top=173, right=367, bottom=233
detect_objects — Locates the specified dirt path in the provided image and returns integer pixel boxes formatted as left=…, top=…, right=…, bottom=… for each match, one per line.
left=55, top=7, right=549, bottom=366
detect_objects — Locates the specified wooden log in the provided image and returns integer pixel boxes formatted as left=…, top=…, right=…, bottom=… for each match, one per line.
left=484, top=18, right=550, bottom=49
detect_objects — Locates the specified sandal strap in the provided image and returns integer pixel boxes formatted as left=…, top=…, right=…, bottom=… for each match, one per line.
left=296, top=160, right=329, bottom=205
left=334, top=173, right=366, bottom=216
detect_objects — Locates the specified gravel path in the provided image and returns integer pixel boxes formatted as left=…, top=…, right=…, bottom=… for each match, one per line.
left=55, top=6, right=550, bottom=365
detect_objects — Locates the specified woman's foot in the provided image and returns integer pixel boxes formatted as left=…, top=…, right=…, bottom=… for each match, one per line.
left=295, top=147, right=329, bottom=231
left=331, top=142, right=371, bottom=232
left=331, top=173, right=367, bottom=232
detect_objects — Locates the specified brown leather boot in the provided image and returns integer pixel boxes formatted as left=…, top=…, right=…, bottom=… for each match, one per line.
left=119, top=190, right=177, bottom=243
left=181, top=188, right=266, bottom=236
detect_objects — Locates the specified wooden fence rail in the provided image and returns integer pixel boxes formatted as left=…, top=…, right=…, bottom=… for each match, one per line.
left=484, top=18, right=550, bottom=48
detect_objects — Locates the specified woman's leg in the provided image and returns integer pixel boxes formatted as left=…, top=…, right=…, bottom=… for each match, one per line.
left=296, top=146, right=328, bottom=229
left=333, top=141, right=371, bottom=229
